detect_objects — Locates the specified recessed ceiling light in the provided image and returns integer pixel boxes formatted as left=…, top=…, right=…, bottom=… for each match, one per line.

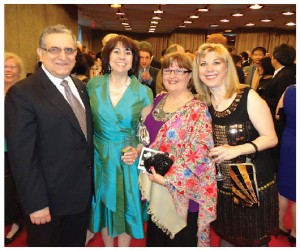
left=179, top=25, right=186, bottom=28
left=220, top=19, right=229, bottom=22
left=116, top=9, right=125, bottom=15
left=232, top=13, right=244, bottom=17
left=260, top=19, right=272, bottom=22
left=282, top=11, right=295, bottom=16
left=154, top=10, right=164, bottom=14
left=245, top=23, right=255, bottom=26
left=152, top=16, right=161, bottom=20
left=286, top=22, right=296, bottom=26
left=190, top=15, right=199, bottom=19
left=110, top=4, right=122, bottom=8
left=249, top=4, right=264, bottom=10
left=184, top=20, right=192, bottom=24
left=151, top=21, right=158, bottom=24
left=225, top=29, right=232, bottom=32
left=121, top=22, right=129, bottom=26
left=149, top=30, right=155, bottom=33
left=198, top=8, right=209, bottom=12
left=125, top=27, right=132, bottom=30
left=150, top=25, right=156, bottom=28
left=210, top=24, right=219, bottom=27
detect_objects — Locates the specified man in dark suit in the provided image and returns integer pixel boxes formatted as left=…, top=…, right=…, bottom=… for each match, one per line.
left=266, top=43, right=296, bottom=118
left=244, top=46, right=266, bottom=88
left=5, top=24, right=94, bottom=247
left=262, top=43, right=296, bottom=172
left=137, top=41, right=159, bottom=97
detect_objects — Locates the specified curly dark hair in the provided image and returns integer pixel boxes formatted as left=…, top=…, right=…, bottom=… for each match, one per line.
left=101, top=35, right=140, bottom=76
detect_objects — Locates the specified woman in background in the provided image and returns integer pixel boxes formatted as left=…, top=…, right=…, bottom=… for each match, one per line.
left=275, top=85, right=296, bottom=246
left=4, top=52, right=26, bottom=244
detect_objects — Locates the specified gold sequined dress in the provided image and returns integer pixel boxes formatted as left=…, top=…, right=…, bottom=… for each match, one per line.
left=210, top=87, right=279, bottom=246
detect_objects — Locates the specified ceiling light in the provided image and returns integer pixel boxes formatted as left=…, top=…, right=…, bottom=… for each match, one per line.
left=179, top=25, right=186, bottom=28
left=249, top=4, right=264, bottom=10
left=190, top=15, right=199, bottom=19
left=154, top=10, right=164, bottom=14
left=232, top=13, right=244, bottom=17
left=184, top=20, right=192, bottom=24
left=149, top=28, right=155, bottom=31
left=198, top=8, right=209, bottom=12
left=225, top=30, right=232, bottom=32
left=151, top=21, right=158, bottom=24
left=110, top=4, right=122, bottom=8
left=150, top=25, right=156, bottom=28
left=125, top=27, right=132, bottom=30
left=220, top=19, right=229, bottom=22
left=282, top=11, right=295, bottom=16
left=245, top=23, right=255, bottom=26
left=260, top=18, right=272, bottom=22
left=152, top=16, right=161, bottom=20
left=210, top=24, right=219, bottom=27
left=149, top=30, right=155, bottom=33
left=115, top=9, right=125, bottom=15
left=286, top=22, right=296, bottom=26
left=121, top=22, right=129, bottom=26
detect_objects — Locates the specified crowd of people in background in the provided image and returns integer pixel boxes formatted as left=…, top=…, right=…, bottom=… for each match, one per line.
left=4, top=25, right=296, bottom=247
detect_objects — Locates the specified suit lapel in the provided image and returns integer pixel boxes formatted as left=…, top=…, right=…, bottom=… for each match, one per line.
left=36, top=69, right=86, bottom=139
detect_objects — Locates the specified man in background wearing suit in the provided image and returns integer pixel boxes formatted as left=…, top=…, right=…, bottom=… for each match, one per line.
left=5, top=24, right=94, bottom=247
left=137, top=41, right=159, bottom=97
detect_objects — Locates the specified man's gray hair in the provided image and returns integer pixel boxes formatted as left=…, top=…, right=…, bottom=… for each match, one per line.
left=39, top=24, right=77, bottom=48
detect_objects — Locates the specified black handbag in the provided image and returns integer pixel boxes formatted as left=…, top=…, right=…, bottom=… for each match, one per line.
left=144, top=152, right=173, bottom=176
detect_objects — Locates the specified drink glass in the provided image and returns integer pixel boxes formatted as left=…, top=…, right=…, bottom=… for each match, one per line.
left=121, top=137, right=133, bottom=155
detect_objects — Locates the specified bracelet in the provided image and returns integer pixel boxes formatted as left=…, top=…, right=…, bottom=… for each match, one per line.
left=248, top=141, right=258, bottom=154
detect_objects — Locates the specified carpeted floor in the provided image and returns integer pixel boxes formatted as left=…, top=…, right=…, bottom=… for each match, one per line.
left=5, top=212, right=293, bottom=247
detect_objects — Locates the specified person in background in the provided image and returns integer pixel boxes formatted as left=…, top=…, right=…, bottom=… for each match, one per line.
left=71, top=47, right=94, bottom=84
left=4, top=52, right=26, bottom=245
left=193, top=43, right=278, bottom=246
left=5, top=24, right=94, bottom=247
left=137, top=41, right=159, bottom=97
left=243, top=46, right=266, bottom=88
left=275, top=85, right=296, bottom=246
left=256, top=56, right=275, bottom=95
left=101, top=33, right=118, bottom=49
left=267, top=43, right=296, bottom=119
left=155, top=44, right=185, bottom=95
left=231, top=54, right=245, bottom=84
left=240, top=51, right=250, bottom=68
left=87, top=35, right=153, bottom=247
left=139, top=52, right=217, bottom=247
left=206, top=33, right=227, bottom=47
left=265, top=44, right=296, bottom=173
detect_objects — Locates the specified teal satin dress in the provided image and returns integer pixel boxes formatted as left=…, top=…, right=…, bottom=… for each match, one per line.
left=87, top=74, right=153, bottom=238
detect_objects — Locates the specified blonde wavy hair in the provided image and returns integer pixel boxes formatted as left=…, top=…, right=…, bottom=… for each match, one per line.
left=5, top=52, right=26, bottom=80
left=192, top=43, right=243, bottom=105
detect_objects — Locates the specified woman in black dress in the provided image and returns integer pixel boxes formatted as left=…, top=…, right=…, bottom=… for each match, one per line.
left=192, top=43, right=279, bottom=246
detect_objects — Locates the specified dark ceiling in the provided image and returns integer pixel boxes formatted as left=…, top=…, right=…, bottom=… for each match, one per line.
left=77, top=4, right=296, bottom=34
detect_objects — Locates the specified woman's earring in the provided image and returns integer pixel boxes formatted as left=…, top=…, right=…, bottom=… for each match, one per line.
left=108, top=65, right=111, bottom=72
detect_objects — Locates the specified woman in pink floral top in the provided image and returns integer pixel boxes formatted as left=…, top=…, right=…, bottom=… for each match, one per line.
left=138, top=52, right=217, bottom=247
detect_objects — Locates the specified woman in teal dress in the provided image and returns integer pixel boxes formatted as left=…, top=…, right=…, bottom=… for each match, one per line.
left=87, top=35, right=153, bottom=246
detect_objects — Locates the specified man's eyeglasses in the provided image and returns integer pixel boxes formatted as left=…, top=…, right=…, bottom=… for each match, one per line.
left=41, top=47, right=77, bottom=55
left=162, top=68, right=191, bottom=76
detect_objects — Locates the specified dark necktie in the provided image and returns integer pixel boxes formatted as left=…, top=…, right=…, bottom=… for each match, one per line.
left=61, top=80, right=87, bottom=139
